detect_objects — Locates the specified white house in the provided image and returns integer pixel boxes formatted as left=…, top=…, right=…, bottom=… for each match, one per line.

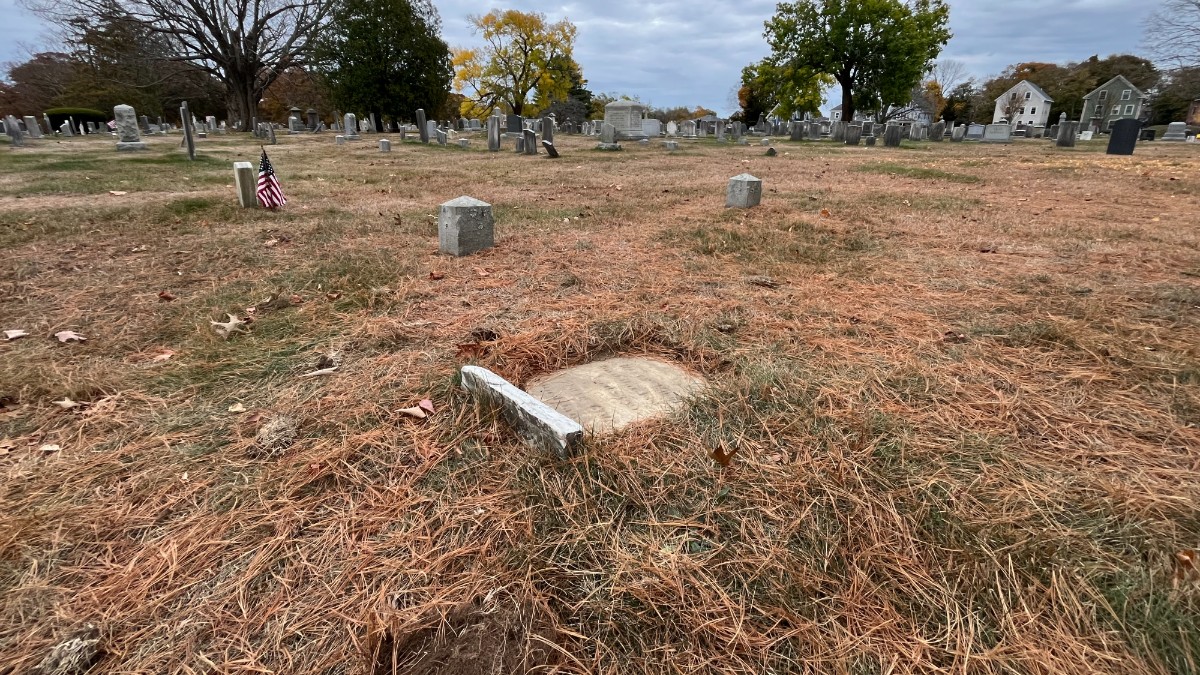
left=993, top=80, right=1053, bottom=126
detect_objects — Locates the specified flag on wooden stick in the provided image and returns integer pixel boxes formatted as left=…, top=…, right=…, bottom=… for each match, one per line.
left=256, top=149, right=287, bottom=209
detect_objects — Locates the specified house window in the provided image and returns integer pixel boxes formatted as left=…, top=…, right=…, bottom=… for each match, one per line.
left=1121, top=90, right=1131, bottom=100
left=1124, top=104, right=1134, bottom=115
left=1024, top=92, right=1031, bottom=100
left=1019, top=107, right=1025, bottom=115
left=1112, top=105, right=1121, bottom=115
left=1030, top=107, right=1036, bottom=115
left=1099, top=90, right=1108, bottom=100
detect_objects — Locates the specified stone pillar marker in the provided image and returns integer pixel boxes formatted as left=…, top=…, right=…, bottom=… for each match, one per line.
left=439, top=196, right=494, bottom=257
left=179, top=101, right=196, bottom=160
left=113, top=104, right=147, bottom=150
left=233, top=161, right=256, bottom=208
left=726, top=173, right=762, bottom=209
left=487, top=116, right=500, bottom=152
left=541, top=116, right=554, bottom=144
left=416, top=109, right=429, bottom=143
left=379, top=139, right=391, bottom=152
left=523, top=129, right=537, bottom=155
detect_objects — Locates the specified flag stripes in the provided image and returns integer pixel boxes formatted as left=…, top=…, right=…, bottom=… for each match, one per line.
left=256, top=149, right=287, bottom=209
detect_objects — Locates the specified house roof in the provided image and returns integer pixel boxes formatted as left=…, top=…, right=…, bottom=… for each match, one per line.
left=996, top=80, right=1054, bottom=104
left=1083, top=75, right=1144, bottom=100
left=830, top=104, right=842, bottom=111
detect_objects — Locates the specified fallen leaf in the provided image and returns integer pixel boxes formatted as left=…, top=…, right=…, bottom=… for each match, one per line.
left=429, top=271, right=445, bottom=280
left=210, top=314, right=248, bottom=339
left=474, top=267, right=490, bottom=277
left=53, top=398, right=81, bottom=410
left=325, top=292, right=341, bottom=301
left=4, top=330, right=28, bottom=341
left=40, top=444, right=61, bottom=453
left=108, top=190, right=127, bottom=196
left=289, top=294, right=304, bottom=305
left=397, top=406, right=427, bottom=419
left=819, top=208, right=831, bottom=217
left=1175, top=549, right=1200, bottom=587
left=158, top=290, right=176, bottom=302
left=263, top=238, right=279, bottom=247
left=130, top=244, right=148, bottom=253
left=228, top=402, right=247, bottom=413
left=54, top=331, right=86, bottom=343
left=418, top=398, right=435, bottom=414
left=151, top=350, right=175, bottom=362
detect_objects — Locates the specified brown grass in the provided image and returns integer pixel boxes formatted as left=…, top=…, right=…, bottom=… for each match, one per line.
left=1, top=131, right=1199, bottom=674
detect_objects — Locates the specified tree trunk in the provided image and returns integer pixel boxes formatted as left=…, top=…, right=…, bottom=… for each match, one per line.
left=222, top=68, right=262, bottom=132
left=839, top=76, right=855, bottom=123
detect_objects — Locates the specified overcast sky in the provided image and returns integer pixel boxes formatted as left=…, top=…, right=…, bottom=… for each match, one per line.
left=0, top=0, right=1158, bottom=115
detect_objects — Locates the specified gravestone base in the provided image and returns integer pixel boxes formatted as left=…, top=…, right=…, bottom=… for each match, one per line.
left=115, top=141, right=147, bottom=151
left=865, top=135, right=877, bottom=147
left=595, top=142, right=622, bottom=151
left=527, top=357, right=705, bottom=434
left=344, top=133, right=361, bottom=141
left=663, top=140, right=678, bottom=150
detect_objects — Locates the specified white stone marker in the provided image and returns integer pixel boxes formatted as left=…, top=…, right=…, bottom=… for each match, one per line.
left=726, top=173, right=762, bottom=208
left=438, top=196, right=494, bottom=256
left=460, top=366, right=583, bottom=459
left=113, top=104, right=147, bottom=150
left=233, top=161, right=256, bottom=208
left=335, top=135, right=345, bottom=145
left=379, top=139, right=391, bottom=152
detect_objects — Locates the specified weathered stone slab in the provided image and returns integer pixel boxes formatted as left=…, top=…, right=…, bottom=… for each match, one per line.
left=461, top=366, right=583, bottom=459
left=113, top=104, right=146, bottom=150
left=541, top=139, right=558, bottom=158
left=379, top=139, right=391, bottom=152
left=233, top=161, right=256, bottom=208
left=884, top=124, right=902, bottom=147
left=416, top=109, right=428, bottom=143
left=527, top=357, right=704, bottom=434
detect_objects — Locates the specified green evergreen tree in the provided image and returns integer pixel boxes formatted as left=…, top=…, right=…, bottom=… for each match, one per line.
left=313, top=0, right=452, bottom=129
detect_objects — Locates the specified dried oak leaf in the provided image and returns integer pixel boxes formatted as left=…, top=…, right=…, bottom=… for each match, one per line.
left=53, top=398, right=82, bottom=411
left=418, top=398, right=435, bottom=414
left=158, top=290, right=176, bottom=302
left=54, top=331, right=87, bottom=343
left=429, top=271, right=445, bottom=281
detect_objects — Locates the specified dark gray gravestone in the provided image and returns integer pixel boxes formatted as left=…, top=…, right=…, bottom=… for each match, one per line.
left=1139, top=128, right=1156, bottom=141
left=1106, top=118, right=1140, bottom=156
left=506, top=114, right=522, bottom=133
left=541, top=116, right=554, bottom=144
left=416, top=109, right=428, bottom=143
left=1056, top=121, right=1078, bottom=148
left=541, top=140, right=558, bottom=158
left=883, top=124, right=902, bottom=147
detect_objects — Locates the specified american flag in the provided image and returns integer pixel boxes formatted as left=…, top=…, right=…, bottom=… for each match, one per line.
left=256, top=149, right=287, bottom=209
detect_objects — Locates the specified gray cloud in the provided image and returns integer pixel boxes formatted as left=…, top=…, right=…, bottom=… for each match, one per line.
left=2, top=0, right=1160, bottom=115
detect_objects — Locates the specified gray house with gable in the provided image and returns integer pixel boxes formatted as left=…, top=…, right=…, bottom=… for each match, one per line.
left=1080, top=75, right=1146, bottom=133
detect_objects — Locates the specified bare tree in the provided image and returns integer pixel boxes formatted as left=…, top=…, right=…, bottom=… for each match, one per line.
left=930, top=59, right=967, bottom=93
left=1144, top=0, right=1200, bottom=69
left=25, top=0, right=332, bottom=130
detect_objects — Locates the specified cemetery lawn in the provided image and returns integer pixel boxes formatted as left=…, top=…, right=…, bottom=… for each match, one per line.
left=2, top=133, right=1200, bottom=674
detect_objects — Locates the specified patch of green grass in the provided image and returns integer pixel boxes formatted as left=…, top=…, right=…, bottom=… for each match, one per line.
left=857, top=161, right=981, bottom=183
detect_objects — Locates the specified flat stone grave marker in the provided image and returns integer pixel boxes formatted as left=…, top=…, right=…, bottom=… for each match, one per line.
left=527, top=357, right=704, bottom=434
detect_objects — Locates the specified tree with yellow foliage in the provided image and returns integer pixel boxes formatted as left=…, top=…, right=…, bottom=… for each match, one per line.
left=452, top=10, right=579, bottom=118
